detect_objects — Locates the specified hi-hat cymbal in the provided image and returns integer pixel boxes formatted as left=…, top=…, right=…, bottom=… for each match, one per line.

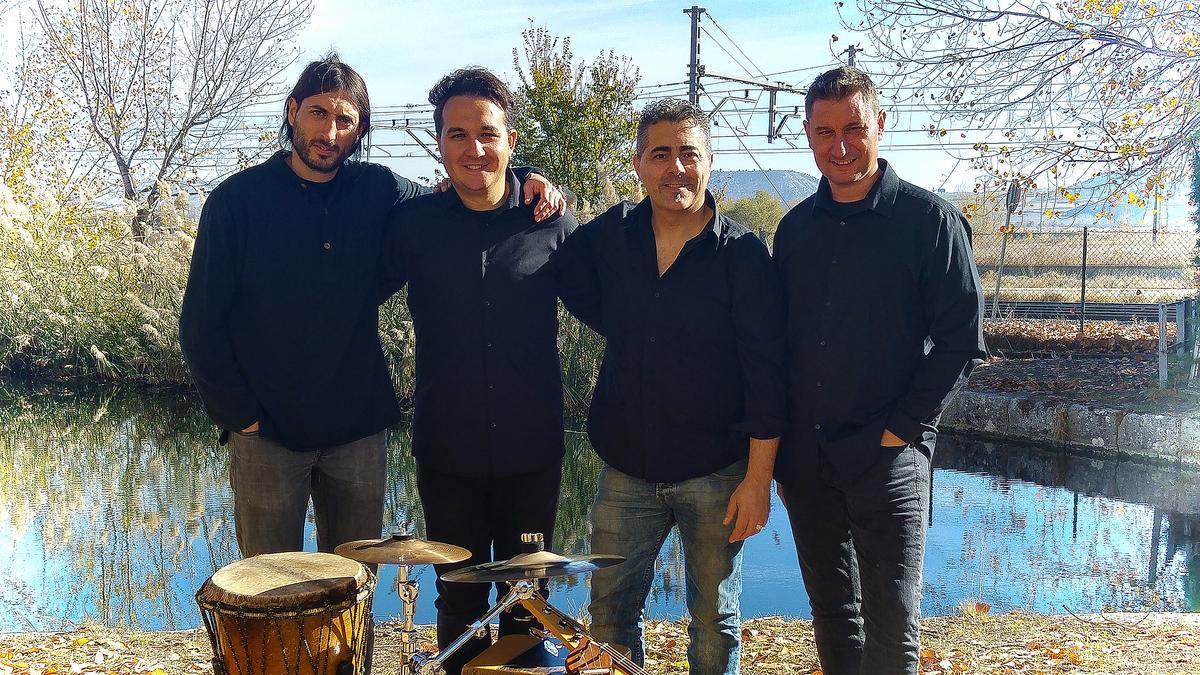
left=440, top=550, right=625, bottom=583
left=335, top=534, right=471, bottom=565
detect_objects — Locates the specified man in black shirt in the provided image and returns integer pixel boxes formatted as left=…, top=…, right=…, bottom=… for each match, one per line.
left=773, top=67, right=986, bottom=674
left=179, top=56, right=560, bottom=558
left=378, top=68, right=592, bottom=675
left=579, top=99, right=786, bottom=675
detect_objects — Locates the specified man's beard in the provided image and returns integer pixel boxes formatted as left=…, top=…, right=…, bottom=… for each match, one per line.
left=295, top=139, right=351, bottom=174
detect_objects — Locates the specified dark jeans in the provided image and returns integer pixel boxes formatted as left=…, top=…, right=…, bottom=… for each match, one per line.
left=416, top=461, right=562, bottom=675
left=782, top=444, right=930, bottom=675
left=227, top=429, right=388, bottom=555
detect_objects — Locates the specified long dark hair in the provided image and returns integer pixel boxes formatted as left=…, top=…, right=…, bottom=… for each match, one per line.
left=279, top=53, right=372, bottom=158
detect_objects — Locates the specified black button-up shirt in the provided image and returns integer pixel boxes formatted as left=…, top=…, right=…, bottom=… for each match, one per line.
left=773, top=159, right=987, bottom=483
left=180, top=151, right=428, bottom=450
left=380, top=170, right=589, bottom=478
left=578, top=194, right=786, bottom=483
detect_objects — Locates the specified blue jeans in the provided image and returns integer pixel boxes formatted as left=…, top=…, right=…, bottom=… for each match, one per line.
left=782, top=444, right=931, bottom=675
left=588, top=461, right=745, bottom=675
left=227, top=429, right=388, bottom=556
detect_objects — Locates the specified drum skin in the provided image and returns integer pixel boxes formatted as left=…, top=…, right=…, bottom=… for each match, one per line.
left=196, top=552, right=375, bottom=675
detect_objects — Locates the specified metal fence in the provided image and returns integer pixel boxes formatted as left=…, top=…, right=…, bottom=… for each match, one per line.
left=974, top=226, right=1200, bottom=386
left=975, top=228, right=1196, bottom=308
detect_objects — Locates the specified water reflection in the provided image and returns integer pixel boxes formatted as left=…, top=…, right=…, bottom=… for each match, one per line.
left=1, top=386, right=1196, bottom=631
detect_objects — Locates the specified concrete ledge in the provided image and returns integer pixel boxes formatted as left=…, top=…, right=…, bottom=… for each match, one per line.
left=943, top=389, right=1199, bottom=467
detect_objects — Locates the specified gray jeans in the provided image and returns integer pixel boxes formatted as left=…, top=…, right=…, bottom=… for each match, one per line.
left=227, top=429, right=388, bottom=556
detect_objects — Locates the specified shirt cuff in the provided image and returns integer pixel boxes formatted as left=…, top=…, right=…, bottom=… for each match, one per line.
left=740, top=417, right=788, bottom=440
left=884, top=408, right=927, bottom=446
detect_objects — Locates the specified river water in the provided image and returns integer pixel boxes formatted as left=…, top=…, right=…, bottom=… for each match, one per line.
left=1, top=386, right=1196, bottom=631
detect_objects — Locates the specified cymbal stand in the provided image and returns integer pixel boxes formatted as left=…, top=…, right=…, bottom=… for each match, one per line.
left=396, top=564, right=421, bottom=675
left=409, top=580, right=538, bottom=675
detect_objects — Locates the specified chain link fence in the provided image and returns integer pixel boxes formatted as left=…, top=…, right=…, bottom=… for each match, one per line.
left=975, top=228, right=1196, bottom=307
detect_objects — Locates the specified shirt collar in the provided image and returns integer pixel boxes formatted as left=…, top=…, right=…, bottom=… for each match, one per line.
left=269, top=149, right=359, bottom=188
left=811, top=158, right=899, bottom=218
left=632, top=189, right=724, bottom=250
left=441, top=168, right=522, bottom=213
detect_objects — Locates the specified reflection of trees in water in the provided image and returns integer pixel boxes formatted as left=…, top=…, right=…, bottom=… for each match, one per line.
left=934, top=436, right=1195, bottom=615
left=0, top=384, right=237, bottom=630
left=0, top=386, right=632, bottom=629
left=1, top=384, right=708, bottom=629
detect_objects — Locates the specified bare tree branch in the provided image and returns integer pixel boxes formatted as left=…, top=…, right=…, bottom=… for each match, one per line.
left=32, top=0, right=312, bottom=236
left=845, top=0, right=1199, bottom=207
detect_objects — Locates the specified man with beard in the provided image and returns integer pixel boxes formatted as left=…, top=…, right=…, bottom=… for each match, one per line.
left=179, top=55, right=561, bottom=557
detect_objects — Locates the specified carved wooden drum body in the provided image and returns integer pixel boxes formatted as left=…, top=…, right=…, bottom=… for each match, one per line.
left=196, top=552, right=375, bottom=675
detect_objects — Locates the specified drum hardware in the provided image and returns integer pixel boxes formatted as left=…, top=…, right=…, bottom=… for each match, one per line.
left=411, top=533, right=633, bottom=675
left=334, top=525, right=471, bottom=675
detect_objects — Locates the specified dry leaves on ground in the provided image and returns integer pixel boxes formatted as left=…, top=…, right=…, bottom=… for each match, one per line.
left=985, top=318, right=1175, bottom=354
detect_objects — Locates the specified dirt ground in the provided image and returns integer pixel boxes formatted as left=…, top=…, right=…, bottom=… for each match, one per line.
left=965, top=354, right=1200, bottom=415
left=3, top=611, right=1199, bottom=674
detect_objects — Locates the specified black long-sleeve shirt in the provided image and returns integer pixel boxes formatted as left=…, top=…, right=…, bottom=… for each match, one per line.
left=179, top=151, right=428, bottom=450
left=379, top=169, right=591, bottom=478
left=772, top=159, right=987, bottom=484
left=577, top=194, right=786, bottom=483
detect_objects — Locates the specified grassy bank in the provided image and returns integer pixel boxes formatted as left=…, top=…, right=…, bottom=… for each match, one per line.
left=1, top=612, right=1197, bottom=674
left=0, top=201, right=603, bottom=421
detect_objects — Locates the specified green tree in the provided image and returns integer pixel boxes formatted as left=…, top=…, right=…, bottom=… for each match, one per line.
left=722, top=190, right=784, bottom=239
left=511, top=26, right=640, bottom=215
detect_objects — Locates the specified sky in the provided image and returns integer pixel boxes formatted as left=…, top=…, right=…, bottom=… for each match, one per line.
left=286, top=0, right=966, bottom=190
left=0, top=0, right=999, bottom=194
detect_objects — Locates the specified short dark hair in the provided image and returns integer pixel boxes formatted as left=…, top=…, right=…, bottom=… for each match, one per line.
left=428, top=67, right=513, bottom=134
left=280, top=53, right=371, bottom=158
left=804, top=66, right=880, bottom=118
left=636, top=99, right=710, bottom=156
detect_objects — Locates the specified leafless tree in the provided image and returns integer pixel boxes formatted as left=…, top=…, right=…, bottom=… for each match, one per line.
left=842, top=0, right=1199, bottom=208
left=34, top=0, right=313, bottom=235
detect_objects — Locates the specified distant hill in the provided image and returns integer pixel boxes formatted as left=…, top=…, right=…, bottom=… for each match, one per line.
left=710, top=169, right=820, bottom=205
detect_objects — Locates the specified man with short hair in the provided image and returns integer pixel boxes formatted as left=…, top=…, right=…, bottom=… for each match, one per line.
left=578, top=98, right=786, bottom=675
left=773, top=66, right=986, bottom=674
left=379, top=67, right=593, bottom=675
left=179, top=55, right=560, bottom=558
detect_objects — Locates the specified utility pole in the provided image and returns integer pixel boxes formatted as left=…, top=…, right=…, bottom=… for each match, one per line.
left=842, top=44, right=861, bottom=67
left=685, top=6, right=705, bottom=104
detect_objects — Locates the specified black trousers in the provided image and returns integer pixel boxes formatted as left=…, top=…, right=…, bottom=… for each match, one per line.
left=782, top=444, right=931, bottom=675
left=416, top=460, right=562, bottom=675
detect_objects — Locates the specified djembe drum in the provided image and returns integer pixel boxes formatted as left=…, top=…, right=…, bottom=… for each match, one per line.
left=196, top=552, right=375, bottom=675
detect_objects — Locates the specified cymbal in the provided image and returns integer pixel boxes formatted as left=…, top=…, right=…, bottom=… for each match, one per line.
left=335, top=534, right=471, bottom=565
left=440, top=550, right=625, bottom=583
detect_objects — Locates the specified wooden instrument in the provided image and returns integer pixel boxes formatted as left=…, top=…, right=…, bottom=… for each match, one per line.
left=520, top=594, right=644, bottom=675
left=195, top=552, right=374, bottom=675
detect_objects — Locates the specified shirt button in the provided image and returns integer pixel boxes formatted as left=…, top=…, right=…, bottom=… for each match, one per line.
left=814, top=423, right=822, bottom=431
left=323, top=242, right=331, bottom=250
left=486, top=342, right=493, bottom=348
left=839, top=220, right=845, bottom=226
left=819, top=340, right=826, bottom=347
